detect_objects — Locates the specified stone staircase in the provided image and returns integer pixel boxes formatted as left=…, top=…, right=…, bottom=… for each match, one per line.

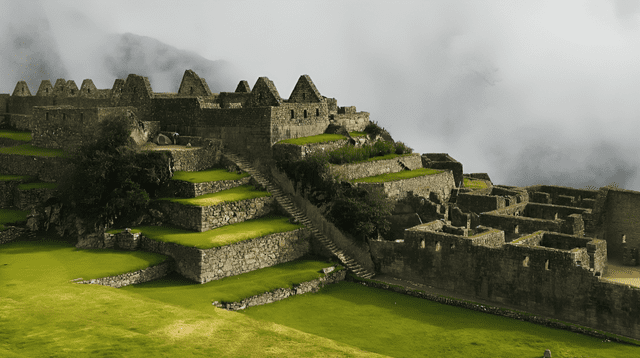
left=223, top=152, right=375, bottom=279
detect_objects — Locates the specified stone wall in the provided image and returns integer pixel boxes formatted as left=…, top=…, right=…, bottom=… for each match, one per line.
left=369, top=227, right=640, bottom=340
left=331, top=111, right=370, bottom=132
left=3, top=114, right=33, bottom=131
left=356, top=170, right=455, bottom=202
left=216, top=269, right=346, bottom=310
left=13, top=186, right=56, bottom=210
left=165, top=144, right=222, bottom=172
left=0, top=154, right=71, bottom=182
left=523, top=203, right=590, bottom=220
left=0, top=180, right=20, bottom=207
left=422, top=153, right=463, bottom=187
left=270, top=103, right=331, bottom=144
left=0, top=227, right=27, bottom=244
left=152, top=195, right=275, bottom=232
left=272, top=139, right=349, bottom=163
left=168, top=176, right=252, bottom=198
left=78, top=260, right=174, bottom=288
left=600, top=188, right=640, bottom=262
left=139, top=228, right=311, bottom=283
left=330, top=154, right=423, bottom=181
left=457, top=193, right=506, bottom=213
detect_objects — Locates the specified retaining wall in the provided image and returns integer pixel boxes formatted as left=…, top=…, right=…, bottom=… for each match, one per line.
left=330, top=154, right=423, bottom=181
left=78, top=260, right=174, bottom=288
left=356, top=170, right=455, bottom=202
left=272, top=139, right=349, bottom=163
left=0, top=154, right=71, bottom=182
left=0, top=227, right=27, bottom=244
left=140, top=228, right=311, bottom=283
left=167, top=175, right=252, bottom=198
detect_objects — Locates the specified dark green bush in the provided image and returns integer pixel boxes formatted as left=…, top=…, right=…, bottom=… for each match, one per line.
left=394, top=141, right=413, bottom=155
left=328, top=185, right=394, bottom=242
left=364, top=121, right=385, bottom=137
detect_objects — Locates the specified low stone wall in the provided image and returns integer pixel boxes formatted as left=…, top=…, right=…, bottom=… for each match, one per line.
left=215, top=269, right=346, bottom=310
left=153, top=195, right=275, bottom=232
left=14, top=186, right=56, bottom=210
left=168, top=176, right=252, bottom=198
left=0, top=154, right=71, bottom=182
left=140, top=228, right=311, bottom=283
left=0, top=227, right=27, bottom=244
left=77, top=260, right=174, bottom=288
left=152, top=142, right=222, bottom=172
left=330, top=154, right=423, bottom=181
left=331, top=111, right=370, bottom=132
left=4, top=114, right=33, bottom=131
left=356, top=170, right=455, bottom=202
left=0, top=180, right=20, bottom=207
left=273, top=139, right=349, bottom=163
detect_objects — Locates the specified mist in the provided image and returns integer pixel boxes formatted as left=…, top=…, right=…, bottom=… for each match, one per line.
left=1, top=0, right=639, bottom=191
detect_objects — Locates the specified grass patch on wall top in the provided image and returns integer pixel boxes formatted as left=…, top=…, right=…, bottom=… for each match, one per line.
left=464, top=177, right=489, bottom=190
left=0, top=144, right=65, bottom=157
left=0, top=130, right=32, bottom=142
left=171, top=168, right=249, bottom=183
left=159, top=185, right=270, bottom=206
left=0, top=208, right=29, bottom=231
left=278, top=134, right=346, bottom=146
left=123, top=259, right=338, bottom=304
left=18, top=182, right=58, bottom=190
left=349, top=131, right=367, bottom=137
left=135, top=216, right=303, bottom=249
left=0, top=174, right=32, bottom=182
left=352, top=168, right=443, bottom=183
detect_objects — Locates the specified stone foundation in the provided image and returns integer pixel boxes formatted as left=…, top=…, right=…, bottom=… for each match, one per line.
left=77, top=260, right=174, bottom=288
left=168, top=175, right=252, bottom=198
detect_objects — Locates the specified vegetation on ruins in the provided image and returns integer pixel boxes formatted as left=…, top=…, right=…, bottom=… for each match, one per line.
left=327, top=140, right=412, bottom=164
left=0, top=130, right=31, bottom=142
left=0, top=143, right=64, bottom=157
left=171, top=168, right=249, bottom=183
left=57, top=114, right=171, bottom=229
left=0, top=174, right=32, bottom=181
left=352, top=168, right=443, bottom=183
left=159, top=185, right=270, bottom=207
left=17, top=182, right=58, bottom=190
left=464, top=177, right=489, bottom=190
left=135, top=216, right=303, bottom=249
left=0, top=208, right=29, bottom=231
left=123, top=259, right=340, bottom=304
left=277, top=133, right=346, bottom=145
left=349, top=131, right=367, bottom=137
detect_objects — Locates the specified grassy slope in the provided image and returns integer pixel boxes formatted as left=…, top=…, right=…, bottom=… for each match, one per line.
left=171, top=168, right=249, bottom=183
left=122, top=259, right=339, bottom=304
left=243, top=281, right=640, bottom=358
left=0, top=130, right=31, bottom=142
left=136, top=216, right=303, bottom=249
left=0, top=144, right=64, bottom=157
left=278, top=134, right=346, bottom=145
left=0, top=239, right=377, bottom=357
left=159, top=185, right=270, bottom=206
left=352, top=168, right=443, bottom=183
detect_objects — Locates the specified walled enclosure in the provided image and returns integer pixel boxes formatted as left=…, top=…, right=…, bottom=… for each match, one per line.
left=457, top=186, right=529, bottom=214
left=598, top=188, right=640, bottom=262
left=369, top=223, right=640, bottom=341
left=138, top=228, right=311, bottom=283
left=480, top=202, right=585, bottom=237
left=355, top=170, right=456, bottom=202
left=330, top=154, right=423, bottom=181
left=422, top=153, right=463, bottom=187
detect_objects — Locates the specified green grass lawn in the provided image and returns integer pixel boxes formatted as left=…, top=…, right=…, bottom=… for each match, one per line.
left=278, top=134, right=346, bottom=145
left=242, top=281, right=640, bottom=358
left=17, top=182, right=58, bottom=190
left=0, top=174, right=32, bottom=182
left=171, top=168, right=250, bottom=183
left=0, top=144, right=64, bottom=157
left=464, top=177, right=489, bottom=189
left=159, top=185, right=270, bottom=206
left=352, top=152, right=413, bottom=164
left=349, top=131, right=367, bottom=138
left=135, top=216, right=303, bottom=249
left=352, top=168, right=443, bottom=183
left=0, top=208, right=29, bottom=231
left=122, top=259, right=340, bottom=305
left=0, top=130, right=31, bottom=142
left=0, top=238, right=376, bottom=357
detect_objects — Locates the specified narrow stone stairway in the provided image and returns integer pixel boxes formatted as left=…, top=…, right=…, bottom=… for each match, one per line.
left=223, top=152, right=375, bottom=279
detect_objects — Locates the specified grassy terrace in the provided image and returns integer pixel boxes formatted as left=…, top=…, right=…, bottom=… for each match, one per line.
left=159, top=185, right=270, bottom=206
left=18, top=182, right=58, bottom=190
left=122, top=259, right=340, bottom=304
left=352, top=168, right=443, bottom=183
left=349, top=152, right=413, bottom=164
left=0, top=174, right=32, bottom=181
left=278, top=134, right=346, bottom=145
left=0, top=208, right=29, bottom=231
left=171, top=168, right=250, bottom=183
left=349, top=131, right=367, bottom=137
left=0, top=144, right=64, bottom=157
left=0, top=130, right=31, bottom=142
left=464, top=177, right=489, bottom=189
left=135, top=216, right=303, bottom=249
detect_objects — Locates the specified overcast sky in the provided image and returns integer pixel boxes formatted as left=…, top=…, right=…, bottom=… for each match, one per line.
left=2, top=0, right=639, bottom=191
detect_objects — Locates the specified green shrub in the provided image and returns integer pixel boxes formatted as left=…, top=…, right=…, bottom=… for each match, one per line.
left=364, top=121, right=385, bottom=137
left=328, top=185, right=394, bottom=242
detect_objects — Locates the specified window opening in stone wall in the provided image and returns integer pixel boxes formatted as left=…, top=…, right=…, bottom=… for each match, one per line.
left=88, top=88, right=91, bottom=94
left=435, top=241, right=441, bottom=252
left=420, top=239, right=425, bottom=249
left=304, top=110, right=308, bottom=118
left=45, top=88, right=49, bottom=93
left=190, top=87, right=194, bottom=95
left=554, top=212, right=558, bottom=220
left=450, top=243, right=455, bottom=249
left=316, top=108, right=319, bottom=116
left=302, top=93, right=306, bottom=101
left=290, top=110, right=295, bottom=119
left=523, top=256, right=530, bottom=267
left=71, top=89, right=75, bottom=95
left=45, top=112, right=49, bottom=121
left=623, top=235, right=627, bottom=244
left=62, top=113, right=66, bottom=120
left=80, top=113, right=84, bottom=121
left=545, top=259, right=550, bottom=271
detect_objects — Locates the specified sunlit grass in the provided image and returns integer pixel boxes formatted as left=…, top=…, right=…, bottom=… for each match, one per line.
left=0, top=174, right=32, bottom=182
left=352, top=168, right=443, bottom=183
left=18, top=182, right=58, bottom=190
left=243, top=281, right=640, bottom=358
left=0, top=130, right=31, bottom=142
left=122, top=259, right=340, bottom=305
left=0, top=144, right=64, bottom=157
left=464, top=177, right=489, bottom=189
left=0, top=239, right=373, bottom=357
left=135, top=216, right=303, bottom=249
left=278, top=134, right=346, bottom=145
left=159, top=185, right=270, bottom=206
left=0, top=208, right=29, bottom=231
left=171, top=168, right=249, bottom=183
left=349, top=131, right=367, bottom=138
